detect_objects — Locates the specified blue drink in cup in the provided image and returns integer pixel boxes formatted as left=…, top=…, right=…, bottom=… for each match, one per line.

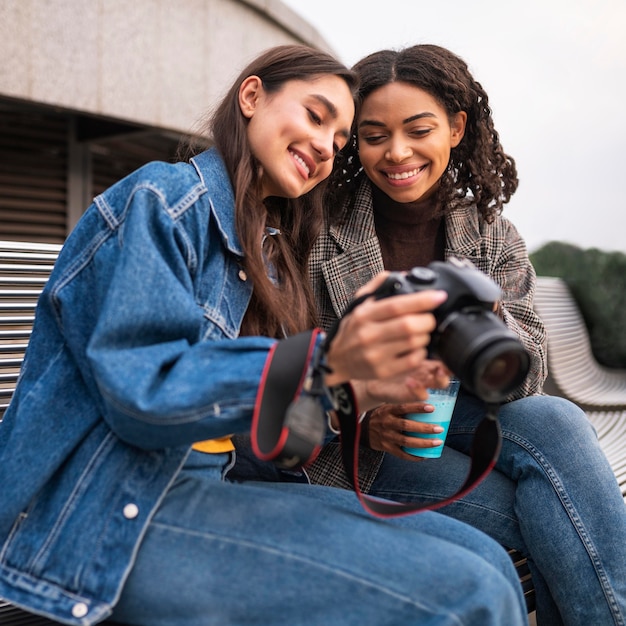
left=402, top=379, right=461, bottom=458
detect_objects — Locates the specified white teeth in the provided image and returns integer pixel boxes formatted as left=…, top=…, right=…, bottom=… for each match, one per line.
left=387, top=168, right=419, bottom=180
left=290, top=151, right=310, bottom=176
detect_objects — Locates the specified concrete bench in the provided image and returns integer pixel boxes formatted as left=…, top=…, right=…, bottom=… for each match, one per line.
left=0, top=241, right=542, bottom=619
left=534, top=276, right=626, bottom=500
left=534, top=276, right=626, bottom=409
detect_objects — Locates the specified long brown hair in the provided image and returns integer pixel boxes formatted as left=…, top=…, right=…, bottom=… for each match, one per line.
left=202, top=45, right=357, bottom=337
left=327, top=44, right=518, bottom=225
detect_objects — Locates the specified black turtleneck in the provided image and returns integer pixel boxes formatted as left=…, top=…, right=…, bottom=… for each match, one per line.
left=372, top=187, right=446, bottom=271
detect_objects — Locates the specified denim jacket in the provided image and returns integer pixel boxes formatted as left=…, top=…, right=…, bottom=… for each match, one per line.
left=0, top=148, right=278, bottom=624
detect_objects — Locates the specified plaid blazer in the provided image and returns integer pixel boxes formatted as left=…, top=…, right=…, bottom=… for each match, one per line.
left=306, top=179, right=548, bottom=491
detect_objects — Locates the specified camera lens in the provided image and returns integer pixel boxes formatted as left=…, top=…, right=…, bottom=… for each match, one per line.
left=471, top=340, right=531, bottom=402
left=434, top=310, right=530, bottom=403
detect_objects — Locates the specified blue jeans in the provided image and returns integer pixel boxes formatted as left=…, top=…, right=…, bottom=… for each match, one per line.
left=444, top=394, right=626, bottom=626
left=229, top=392, right=626, bottom=625
left=371, top=393, right=626, bottom=624
left=442, top=393, right=626, bottom=626
left=109, top=450, right=527, bottom=625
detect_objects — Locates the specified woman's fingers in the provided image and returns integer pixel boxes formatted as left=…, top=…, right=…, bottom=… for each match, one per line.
left=356, top=289, right=447, bottom=324
left=325, top=290, right=448, bottom=384
left=355, top=377, right=430, bottom=411
left=366, top=403, right=443, bottom=458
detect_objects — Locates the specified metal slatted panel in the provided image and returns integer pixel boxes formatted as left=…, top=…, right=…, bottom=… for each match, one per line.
left=0, top=103, right=68, bottom=244
left=534, top=277, right=626, bottom=408
left=0, top=241, right=60, bottom=418
left=0, top=601, right=66, bottom=625
left=91, top=130, right=184, bottom=197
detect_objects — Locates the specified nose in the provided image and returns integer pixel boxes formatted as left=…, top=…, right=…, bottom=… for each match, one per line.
left=385, top=137, right=412, bottom=162
left=311, top=129, right=334, bottom=162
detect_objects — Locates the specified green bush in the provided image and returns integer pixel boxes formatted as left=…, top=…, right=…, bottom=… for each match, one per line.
left=530, top=241, right=626, bottom=368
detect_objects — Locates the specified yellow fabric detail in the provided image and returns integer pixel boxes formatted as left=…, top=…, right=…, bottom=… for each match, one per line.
left=192, top=436, right=235, bottom=453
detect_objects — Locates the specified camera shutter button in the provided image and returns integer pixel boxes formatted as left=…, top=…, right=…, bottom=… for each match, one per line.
left=408, top=267, right=437, bottom=284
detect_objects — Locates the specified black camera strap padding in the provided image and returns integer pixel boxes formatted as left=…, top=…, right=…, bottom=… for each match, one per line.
left=251, top=329, right=503, bottom=518
left=251, top=330, right=325, bottom=468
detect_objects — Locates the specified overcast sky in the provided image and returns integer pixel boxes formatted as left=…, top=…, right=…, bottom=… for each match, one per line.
left=282, top=0, right=626, bottom=254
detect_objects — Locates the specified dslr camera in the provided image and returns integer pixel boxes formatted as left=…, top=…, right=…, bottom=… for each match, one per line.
left=371, top=257, right=530, bottom=403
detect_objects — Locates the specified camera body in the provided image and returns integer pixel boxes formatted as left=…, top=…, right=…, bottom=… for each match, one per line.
left=372, top=257, right=530, bottom=403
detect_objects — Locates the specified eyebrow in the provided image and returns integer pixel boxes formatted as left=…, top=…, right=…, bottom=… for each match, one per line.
left=311, top=94, right=350, bottom=140
left=358, top=111, right=437, bottom=128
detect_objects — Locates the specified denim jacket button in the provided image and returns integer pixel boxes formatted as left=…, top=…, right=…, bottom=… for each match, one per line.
left=123, top=503, right=139, bottom=519
left=238, top=269, right=247, bottom=281
left=72, top=603, right=89, bottom=618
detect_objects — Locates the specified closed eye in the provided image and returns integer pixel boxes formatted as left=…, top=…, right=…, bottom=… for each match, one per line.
left=308, top=109, right=322, bottom=125
left=361, top=133, right=388, bottom=144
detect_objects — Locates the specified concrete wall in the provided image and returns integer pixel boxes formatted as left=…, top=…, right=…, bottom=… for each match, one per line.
left=0, top=0, right=332, bottom=134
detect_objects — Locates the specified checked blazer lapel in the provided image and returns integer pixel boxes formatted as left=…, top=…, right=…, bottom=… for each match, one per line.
left=312, top=178, right=496, bottom=327
left=321, top=181, right=385, bottom=321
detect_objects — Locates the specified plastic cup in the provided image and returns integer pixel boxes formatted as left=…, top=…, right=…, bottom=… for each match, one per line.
left=402, top=379, right=461, bottom=458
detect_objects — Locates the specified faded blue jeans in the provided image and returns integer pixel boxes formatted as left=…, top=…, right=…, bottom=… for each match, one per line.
left=371, top=393, right=626, bottom=625
left=109, top=450, right=527, bottom=626
left=229, top=392, right=626, bottom=625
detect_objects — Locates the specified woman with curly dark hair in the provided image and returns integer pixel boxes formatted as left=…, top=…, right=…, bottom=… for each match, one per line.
left=304, top=44, right=626, bottom=625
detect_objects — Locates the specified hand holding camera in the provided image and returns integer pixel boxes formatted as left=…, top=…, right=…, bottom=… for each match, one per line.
left=323, top=279, right=447, bottom=398
left=256, top=258, right=528, bottom=474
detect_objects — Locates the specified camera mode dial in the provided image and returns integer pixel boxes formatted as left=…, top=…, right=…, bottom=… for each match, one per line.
left=406, top=267, right=437, bottom=285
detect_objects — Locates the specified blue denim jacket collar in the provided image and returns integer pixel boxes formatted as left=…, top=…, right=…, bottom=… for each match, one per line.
left=191, top=148, right=243, bottom=257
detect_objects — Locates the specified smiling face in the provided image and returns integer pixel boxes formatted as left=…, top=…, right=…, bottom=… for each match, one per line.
left=239, top=75, right=355, bottom=199
left=357, top=81, right=466, bottom=204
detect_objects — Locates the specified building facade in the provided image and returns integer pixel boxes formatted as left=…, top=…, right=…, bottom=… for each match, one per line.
left=0, top=0, right=331, bottom=243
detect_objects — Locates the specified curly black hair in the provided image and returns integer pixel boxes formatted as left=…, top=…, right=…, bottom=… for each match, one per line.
left=327, top=44, right=518, bottom=224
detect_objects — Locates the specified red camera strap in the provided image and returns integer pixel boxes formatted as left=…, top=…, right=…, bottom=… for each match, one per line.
left=328, top=381, right=502, bottom=518
left=251, top=330, right=502, bottom=518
